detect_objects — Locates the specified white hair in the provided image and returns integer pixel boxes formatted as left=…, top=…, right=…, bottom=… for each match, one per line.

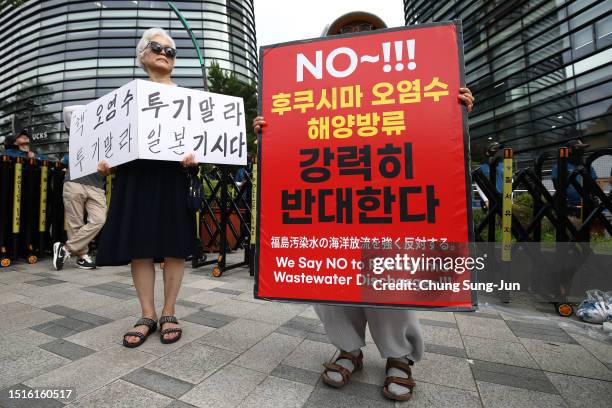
left=136, top=27, right=176, bottom=69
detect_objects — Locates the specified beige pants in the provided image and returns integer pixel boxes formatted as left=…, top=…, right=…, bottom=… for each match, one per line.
left=314, top=305, right=424, bottom=362
left=63, top=181, right=107, bottom=256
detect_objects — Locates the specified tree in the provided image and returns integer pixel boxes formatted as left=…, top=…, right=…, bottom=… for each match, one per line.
left=206, top=62, right=258, bottom=154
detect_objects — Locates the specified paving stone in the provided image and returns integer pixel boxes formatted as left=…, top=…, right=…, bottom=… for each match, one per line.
left=243, top=302, right=309, bottom=325
left=183, top=278, right=226, bottom=290
left=407, top=380, right=482, bottom=408
left=275, top=325, right=309, bottom=339
left=39, top=339, right=96, bottom=361
left=546, top=372, right=612, bottom=408
left=182, top=309, right=236, bottom=329
left=31, top=321, right=82, bottom=339
left=25, top=345, right=157, bottom=398
left=477, top=381, right=567, bottom=408
left=305, top=331, right=332, bottom=344
left=238, top=376, right=314, bottom=408
left=472, top=311, right=502, bottom=320
left=42, top=305, right=81, bottom=317
left=183, top=290, right=235, bottom=306
left=470, top=360, right=558, bottom=394
left=425, top=343, right=468, bottom=358
left=26, top=278, right=67, bottom=287
left=146, top=342, right=238, bottom=384
left=63, top=316, right=135, bottom=351
left=506, top=320, right=578, bottom=344
left=204, top=299, right=265, bottom=319
left=0, top=329, right=56, bottom=357
left=180, top=364, right=266, bottom=408
left=175, top=299, right=209, bottom=310
left=566, top=331, right=612, bottom=367
left=122, top=368, right=194, bottom=399
left=282, top=339, right=337, bottom=373
left=198, top=319, right=277, bottom=353
left=234, top=332, right=302, bottom=373
left=463, top=336, right=539, bottom=368
left=270, top=364, right=321, bottom=386
left=166, top=401, right=198, bottom=408
left=421, top=324, right=464, bottom=348
left=351, top=343, right=389, bottom=386
left=414, top=352, right=477, bottom=391
left=455, top=314, right=518, bottom=341
left=53, top=317, right=96, bottom=331
left=0, top=384, right=64, bottom=408
left=0, top=292, right=31, bottom=305
left=414, top=310, right=457, bottom=323
left=210, top=287, right=243, bottom=295
left=81, top=286, right=133, bottom=299
left=6, top=309, right=61, bottom=334
left=304, top=385, right=388, bottom=408
left=520, top=338, right=612, bottom=381
left=0, top=347, right=70, bottom=389
left=419, top=318, right=457, bottom=328
left=68, top=380, right=172, bottom=408
left=330, top=380, right=393, bottom=405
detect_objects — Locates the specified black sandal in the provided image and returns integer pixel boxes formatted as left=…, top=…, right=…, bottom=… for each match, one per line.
left=122, top=318, right=157, bottom=348
left=159, top=315, right=182, bottom=344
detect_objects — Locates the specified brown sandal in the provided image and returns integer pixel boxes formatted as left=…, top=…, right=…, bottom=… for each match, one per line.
left=321, top=350, right=363, bottom=388
left=382, top=358, right=416, bottom=401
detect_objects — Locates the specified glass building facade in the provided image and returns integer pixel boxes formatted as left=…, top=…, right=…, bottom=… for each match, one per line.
left=0, top=0, right=257, bottom=156
left=404, top=0, right=611, bottom=165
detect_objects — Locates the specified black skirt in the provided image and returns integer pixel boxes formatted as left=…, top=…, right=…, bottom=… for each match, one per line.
left=96, top=160, right=195, bottom=266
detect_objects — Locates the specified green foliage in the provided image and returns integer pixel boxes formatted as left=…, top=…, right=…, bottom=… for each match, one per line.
left=206, top=62, right=258, bottom=154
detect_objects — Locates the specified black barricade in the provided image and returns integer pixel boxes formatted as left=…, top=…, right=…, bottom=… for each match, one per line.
left=0, top=156, right=62, bottom=267
left=196, top=164, right=252, bottom=277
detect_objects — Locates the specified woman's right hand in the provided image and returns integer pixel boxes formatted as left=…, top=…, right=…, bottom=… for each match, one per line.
left=97, top=160, right=111, bottom=176
left=253, top=116, right=266, bottom=133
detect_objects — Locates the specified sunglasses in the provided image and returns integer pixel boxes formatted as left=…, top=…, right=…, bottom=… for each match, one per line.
left=147, top=41, right=176, bottom=59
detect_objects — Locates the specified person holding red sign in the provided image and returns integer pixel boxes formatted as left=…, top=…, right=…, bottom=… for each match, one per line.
left=253, top=14, right=475, bottom=401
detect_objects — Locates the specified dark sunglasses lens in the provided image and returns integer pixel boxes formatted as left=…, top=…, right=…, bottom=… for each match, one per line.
left=150, top=42, right=163, bottom=54
left=164, top=47, right=176, bottom=58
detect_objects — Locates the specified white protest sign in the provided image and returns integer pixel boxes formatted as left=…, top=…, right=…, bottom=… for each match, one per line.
left=69, top=79, right=247, bottom=178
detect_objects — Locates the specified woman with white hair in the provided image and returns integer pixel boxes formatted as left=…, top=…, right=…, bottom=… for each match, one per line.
left=95, top=28, right=197, bottom=348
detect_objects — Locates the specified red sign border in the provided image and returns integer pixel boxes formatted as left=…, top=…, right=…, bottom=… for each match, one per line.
left=253, top=20, right=477, bottom=311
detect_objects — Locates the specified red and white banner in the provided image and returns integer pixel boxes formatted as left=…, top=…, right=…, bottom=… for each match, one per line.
left=255, top=22, right=475, bottom=310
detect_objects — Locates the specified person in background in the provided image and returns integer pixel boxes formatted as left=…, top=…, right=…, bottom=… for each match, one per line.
left=52, top=106, right=107, bottom=271
left=235, top=154, right=253, bottom=208
left=4, top=129, right=36, bottom=159
left=95, top=27, right=198, bottom=348
left=476, top=142, right=504, bottom=209
left=551, top=138, right=597, bottom=216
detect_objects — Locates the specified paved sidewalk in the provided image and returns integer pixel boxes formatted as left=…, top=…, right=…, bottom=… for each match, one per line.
left=0, top=252, right=611, bottom=408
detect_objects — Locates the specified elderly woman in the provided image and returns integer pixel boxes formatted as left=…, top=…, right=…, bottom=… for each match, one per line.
left=95, top=28, right=197, bottom=348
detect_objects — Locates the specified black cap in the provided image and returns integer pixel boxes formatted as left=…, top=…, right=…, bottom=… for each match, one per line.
left=485, top=142, right=503, bottom=157
left=16, top=128, right=30, bottom=139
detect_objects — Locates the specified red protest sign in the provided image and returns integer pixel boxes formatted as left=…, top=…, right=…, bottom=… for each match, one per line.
left=255, top=22, right=475, bottom=310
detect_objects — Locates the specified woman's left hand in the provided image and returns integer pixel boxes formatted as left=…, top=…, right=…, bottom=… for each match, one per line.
left=458, top=87, right=475, bottom=113
left=181, top=153, right=197, bottom=167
